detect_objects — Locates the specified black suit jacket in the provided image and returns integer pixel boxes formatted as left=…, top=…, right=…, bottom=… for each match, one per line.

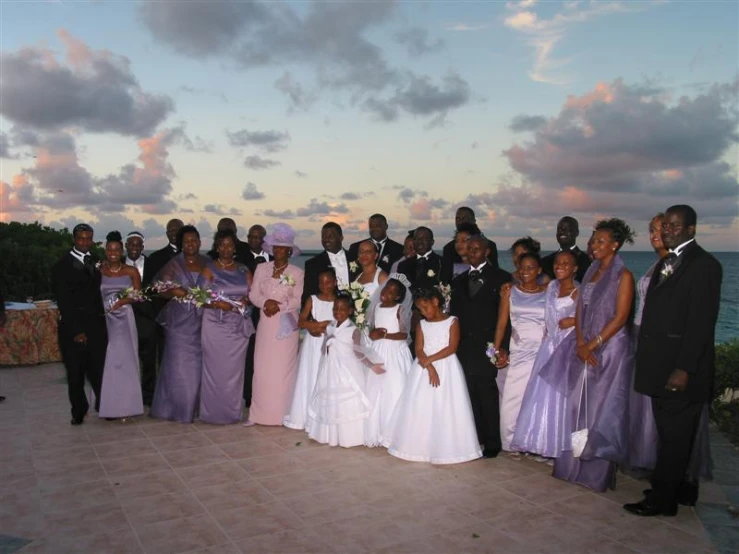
left=207, top=238, right=251, bottom=267
left=441, top=238, right=499, bottom=284
left=302, top=250, right=359, bottom=306
left=347, top=238, right=404, bottom=274
left=51, top=252, right=107, bottom=340
left=635, top=241, right=722, bottom=401
left=144, top=245, right=178, bottom=286
left=451, top=264, right=512, bottom=376
left=122, top=255, right=156, bottom=325
left=541, top=246, right=591, bottom=283
left=397, top=252, right=445, bottom=291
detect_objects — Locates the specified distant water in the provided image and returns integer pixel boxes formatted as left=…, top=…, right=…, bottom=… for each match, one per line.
left=149, top=249, right=737, bottom=343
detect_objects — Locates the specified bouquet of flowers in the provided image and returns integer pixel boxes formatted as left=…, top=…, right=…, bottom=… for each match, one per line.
left=279, top=273, right=296, bottom=287
left=185, top=286, right=217, bottom=308
left=340, top=281, right=372, bottom=330
left=437, top=283, right=452, bottom=314
left=148, top=280, right=181, bottom=295
left=486, top=342, right=498, bottom=365
left=210, top=290, right=251, bottom=317
left=107, top=287, right=148, bottom=312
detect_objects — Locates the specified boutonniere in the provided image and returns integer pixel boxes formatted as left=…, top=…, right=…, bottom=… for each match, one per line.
left=382, top=255, right=389, bottom=264
left=427, top=269, right=436, bottom=278
left=660, top=264, right=674, bottom=278
left=94, top=261, right=102, bottom=271
left=279, top=273, right=296, bottom=287
left=349, top=261, right=359, bottom=273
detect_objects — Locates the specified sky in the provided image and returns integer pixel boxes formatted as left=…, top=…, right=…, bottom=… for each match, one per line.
left=1, top=0, right=737, bottom=251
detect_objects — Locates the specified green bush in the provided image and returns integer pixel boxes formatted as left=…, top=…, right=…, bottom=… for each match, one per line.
left=0, top=221, right=105, bottom=301
left=714, top=339, right=739, bottom=401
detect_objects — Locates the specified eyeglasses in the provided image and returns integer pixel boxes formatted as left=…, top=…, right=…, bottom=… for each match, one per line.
left=661, top=222, right=683, bottom=231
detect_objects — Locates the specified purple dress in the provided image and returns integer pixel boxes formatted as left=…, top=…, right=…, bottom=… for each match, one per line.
left=150, top=255, right=207, bottom=423
left=511, top=280, right=579, bottom=457
left=198, top=263, right=254, bottom=424
left=628, top=262, right=713, bottom=480
left=98, top=274, right=144, bottom=419
left=539, top=255, right=633, bottom=492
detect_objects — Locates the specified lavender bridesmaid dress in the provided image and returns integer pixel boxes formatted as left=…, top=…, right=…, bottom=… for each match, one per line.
left=150, top=255, right=206, bottom=423
left=538, top=256, right=634, bottom=492
left=511, top=280, right=579, bottom=457
left=199, top=264, right=254, bottom=424
left=98, top=274, right=144, bottom=419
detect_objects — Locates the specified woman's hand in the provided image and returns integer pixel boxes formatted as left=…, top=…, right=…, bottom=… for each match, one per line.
left=371, top=363, right=386, bottom=375
left=212, top=300, right=233, bottom=311
left=417, top=354, right=430, bottom=369
left=108, top=299, right=126, bottom=312
left=369, top=328, right=387, bottom=341
left=172, top=287, right=189, bottom=299
left=558, top=317, right=575, bottom=330
left=263, top=299, right=281, bottom=317
left=576, top=343, right=597, bottom=365
left=427, top=364, right=440, bottom=387
left=308, top=320, right=329, bottom=337
left=495, top=349, right=509, bottom=368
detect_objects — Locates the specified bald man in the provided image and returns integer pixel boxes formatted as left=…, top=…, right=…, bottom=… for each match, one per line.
left=145, top=218, right=183, bottom=286
left=206, top=218, right=250, bottom=263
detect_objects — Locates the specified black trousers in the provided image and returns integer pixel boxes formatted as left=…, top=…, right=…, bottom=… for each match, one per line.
left=135, top=314, right=158, bottom=405
left=465, top=373, right=501, bottom=454
left=650, top=395, right=703, bottom=508
left=242, top=334, right=257, bottom=407
left=59, top=325, right=107, bottom=420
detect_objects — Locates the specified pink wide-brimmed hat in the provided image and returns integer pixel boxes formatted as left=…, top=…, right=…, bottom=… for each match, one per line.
left=263, top=223, right=301, bottom=257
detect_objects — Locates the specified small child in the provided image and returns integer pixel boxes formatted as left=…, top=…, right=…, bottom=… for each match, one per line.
left=364, top=276, right=413, bottom=447
left=306, top=294, right=384, bottom=448
left=384, top=287, right=482, bottom=464
left=283, top=268, right=337, bottom=430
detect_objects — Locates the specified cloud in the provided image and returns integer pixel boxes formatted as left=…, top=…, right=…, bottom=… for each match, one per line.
left=227, top=128, right=290, bottom=153
left=495, top=78, right=739, bottom=227
left=445, top=23, right=489, bottom=32
left=204, top=204, right=243, bottom=216
left=395, top=28, right=444, bottom=57
left=294, top=170, right=308, bottom=178
left=339, top=192, right=361, bottom=200
left=274, top=72, right=315, bottom=111
left=409, top=197, right=449, bottom=220
left=0, top=133, right=16, bottom=159
left=242, top=182, right=265, bottom=200
left=395, top=187, right=428, bottom=203
left=504, top=2, right=659, bottom=84
left=244, top=155, right=281, bottom=170
left=296, top=198, right=350, bottom=217
left=262, top=208, right=296, bottom=219
left=509, top=114, right=547, bottom=132
left=364, top=73, right=471, bottom=123
left=0, top=29, right=173, bottom=136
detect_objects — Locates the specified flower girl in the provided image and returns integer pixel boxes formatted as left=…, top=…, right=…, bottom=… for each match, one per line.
left=384, top=288, right=482, bottom=464
left=364, top=276, right=413, bottom=447
left=306, top=294, right=385, bottom=448
left=284, top=268, right=337, bottom=430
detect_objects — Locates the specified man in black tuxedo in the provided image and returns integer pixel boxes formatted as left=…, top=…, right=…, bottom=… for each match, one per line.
left=144, top=218, right=183, bottom=286
left=397, top=226, right=444, bottom=291
left=541, top=216, right=591, bottom=282
left=442, top=207, right=499, bottom=276
left=242, top=224, right=270, bottom=408
left=624, top=205, right=722, bottom=517
left=303, top=222, right=357, bottom=305
left=124, top=231, right=158, bottom=406
left=207, top=218, right=250, bottom=263
left=0, top=288, right=6, bottom=402
left=51, top=223, right=108, bottom=425
left=347, top=214, right=404, bottom=273
left=451, top=235, right=511, bottom=457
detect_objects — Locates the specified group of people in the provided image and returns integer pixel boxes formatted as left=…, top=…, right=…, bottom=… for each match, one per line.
left=50, top=204, right=722, bottom=519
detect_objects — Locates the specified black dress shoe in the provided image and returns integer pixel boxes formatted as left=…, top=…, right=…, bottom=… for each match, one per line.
left=623, top=500, right=677, bottom=517
left=482, top=448, right=500, bottom=459
left=641, top=483, right=699, bottom=507
left=70, top=416, right=84, bottom=426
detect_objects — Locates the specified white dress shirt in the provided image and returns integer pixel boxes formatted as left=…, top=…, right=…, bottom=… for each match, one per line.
left=470, top=261, right=487, bottom=272
left=671, top=238, right=695, bottom=257
left=327, top=250, right=349, bottom=286
left=252, top=250, right=270, bottom=262
left=126, top=255, right=145, bottom=280
left=70, top=248, right=87, bottom=264
left=373, top=237, right=387, bottom=259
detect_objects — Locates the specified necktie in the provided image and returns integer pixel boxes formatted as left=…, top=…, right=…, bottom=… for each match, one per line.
left=83, top=254, right=94, bottom=274
left=469, top=269, right=483, bottom=296
left=415, top=256, right=428, bottom=283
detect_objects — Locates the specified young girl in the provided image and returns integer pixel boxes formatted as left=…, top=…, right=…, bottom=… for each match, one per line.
left=283, top=268, right=337, bottom=430
left=306, top=294, right=384, bottom=448
left=364, top=277, right=413, bottom=447
left=511, top=250, right=579, bottom=460
left=494, top=252, right=547, bottom=458
left=384, top=288, right=481, bottom=464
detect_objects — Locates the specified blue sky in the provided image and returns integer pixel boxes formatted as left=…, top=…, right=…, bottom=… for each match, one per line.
left=1, top=0, right=737, bottom=251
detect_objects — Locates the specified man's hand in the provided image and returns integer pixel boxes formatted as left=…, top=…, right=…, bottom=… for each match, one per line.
left=665, top=369, right=689, bottom=392
left=73, top=332, right=88, bottom=345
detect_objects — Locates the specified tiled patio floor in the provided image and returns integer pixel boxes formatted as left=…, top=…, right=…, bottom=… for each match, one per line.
left=0, top=363, right=726, bottom=553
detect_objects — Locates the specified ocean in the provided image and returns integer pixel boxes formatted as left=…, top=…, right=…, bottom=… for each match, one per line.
left=287, top=250, right=738, bottom=344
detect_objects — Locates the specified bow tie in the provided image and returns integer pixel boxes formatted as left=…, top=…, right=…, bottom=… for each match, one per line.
left=469, top=269, right=482, bottom=281
left=328, top=252, right=346, bottom=264
left=254, top=255, right=266, bottom=264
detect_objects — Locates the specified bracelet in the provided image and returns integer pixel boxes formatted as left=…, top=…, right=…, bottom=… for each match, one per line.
left=383, top=329, right=388, bottom=338
left=596, top=334, right=603, bottom=347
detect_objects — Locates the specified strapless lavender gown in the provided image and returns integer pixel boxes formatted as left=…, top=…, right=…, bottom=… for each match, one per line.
left=151, top=267, right=203, bottom=423
left=199, top=264, right=254, bottom=424
left=98, top=274, right=144, bottom=418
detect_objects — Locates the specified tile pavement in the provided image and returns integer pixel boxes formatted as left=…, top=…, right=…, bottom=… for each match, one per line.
left=0, top=362, right=733, bottom=553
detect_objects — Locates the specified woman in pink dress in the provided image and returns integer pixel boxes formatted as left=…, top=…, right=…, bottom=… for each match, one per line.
left=245, top=224, right=304, bottom=426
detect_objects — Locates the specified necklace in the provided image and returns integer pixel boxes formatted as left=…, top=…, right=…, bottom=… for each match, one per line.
left=217, top=259, right=234, bottom=268
left=519, top=283, right=539, bottom=292
left=109, top=264, right=122, bottom=274
left=273, top=262, right=288, bottom=272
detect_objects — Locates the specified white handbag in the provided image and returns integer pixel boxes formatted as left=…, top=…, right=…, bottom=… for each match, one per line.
left=571, top=363, right=589, bottom=458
